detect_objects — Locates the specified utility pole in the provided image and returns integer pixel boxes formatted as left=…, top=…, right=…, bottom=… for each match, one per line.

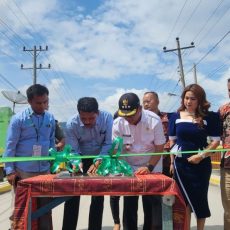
left=21, top=46, right=51, bottom=85
left=193, top=63, right=197, bottom=84
left=163, top=37, right=195, bottom=89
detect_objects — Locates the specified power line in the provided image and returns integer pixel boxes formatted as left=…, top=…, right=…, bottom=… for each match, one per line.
left=0, top=17, right=28, bottom=49
left=164, top=0, right=189, bottom=46
left=5, top=0, right=77, bottom=107
left=178, top=0, right=203, bottom=36
left=0, top=29, right=23, bottom=49
left=7, top=1, right=78, bottom=110
left=0, top=73, right=18, bottom=91
left=192, top=0, right=224, bottom=42
left=3, top=0, right=29, bottom=32
left=177, top=0, right=228, bottom=61
left=185, top=30, right=230, bottom=75
left=151, top=67, right=178, bottom=93
left=41, top=70, right=76, bottom=107
left=162, top=79, right=181, bottom=110
left=9, top=0, right=78, bottom=108
left=205, top=61, right=230, bottom=79
left=11, top=0, right=44, bottom=45
left=0, top=50, right=19, bottom=63
left=195, top=4, right=230, bottom=48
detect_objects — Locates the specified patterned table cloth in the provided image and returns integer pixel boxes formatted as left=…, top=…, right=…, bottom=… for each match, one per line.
left=13, top=173, right=186, bottom=230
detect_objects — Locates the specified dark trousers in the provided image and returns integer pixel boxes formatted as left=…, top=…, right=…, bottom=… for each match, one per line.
left=142, top=196, right=162, bottom=230
left=62, top=196, right=80, bottom=230
left=62, top=159, right=104, bottom=230
left=110, top=196, right=120, bottom=224
left=162, top=155, right=172, bottom=177
left=123, top=195, right=162, bottom=230
left=123, top=196, right=139, bottom=230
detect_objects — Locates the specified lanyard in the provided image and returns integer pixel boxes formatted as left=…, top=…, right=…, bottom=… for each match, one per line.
left=29, top=113, right=44, bottom=142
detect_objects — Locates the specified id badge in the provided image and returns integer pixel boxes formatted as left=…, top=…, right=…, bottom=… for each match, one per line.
left=33, top=145, right=42, bottom=156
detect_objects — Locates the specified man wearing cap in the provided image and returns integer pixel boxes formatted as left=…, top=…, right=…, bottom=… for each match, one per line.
left=113, top=92, right=165, bottom=230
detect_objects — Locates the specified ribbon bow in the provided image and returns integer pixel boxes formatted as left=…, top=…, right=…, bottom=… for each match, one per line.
left=49, top=145, right=81, bottom=173
left=96, top=137, right=133, bottom=176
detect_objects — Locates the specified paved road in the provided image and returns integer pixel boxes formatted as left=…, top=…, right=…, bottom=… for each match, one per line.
left=0, top=185, right=223, bottom=230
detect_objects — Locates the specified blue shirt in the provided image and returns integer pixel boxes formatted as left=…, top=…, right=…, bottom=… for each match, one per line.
left=4, top=107, right=55, bottom=175
left=66, top=110, right=113, bottom=156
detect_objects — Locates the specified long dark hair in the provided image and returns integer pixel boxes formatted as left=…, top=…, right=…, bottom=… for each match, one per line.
left=178, top=84, right=210, bottom=117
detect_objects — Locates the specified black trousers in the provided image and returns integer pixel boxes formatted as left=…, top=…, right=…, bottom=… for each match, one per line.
left=123, top=195, right=162, bottom=230
left=162, top=155, right=172, bottom=177
left=110, top=196, right=120, bottom=224
left=142, top=196, right=162, bottom=230
left=62, top=159, right=104, bottom=230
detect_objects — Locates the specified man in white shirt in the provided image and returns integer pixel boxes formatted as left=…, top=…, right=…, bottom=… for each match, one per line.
left=113, top=92, right=165, bottom=230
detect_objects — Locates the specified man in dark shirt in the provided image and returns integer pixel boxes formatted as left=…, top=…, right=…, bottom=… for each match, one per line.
left=142, top=91, right=170, bottom=230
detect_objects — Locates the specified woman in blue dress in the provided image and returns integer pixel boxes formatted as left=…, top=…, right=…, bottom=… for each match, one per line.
left=168, top=84, right=220, bottom=230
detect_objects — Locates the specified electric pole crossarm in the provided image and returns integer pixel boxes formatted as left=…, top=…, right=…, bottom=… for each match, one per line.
left=163, top=37, right=195, bottom=89
left=163, top=48, right=178, bottom=52
left=21, top=45, right=50, bottom=85
left=21, top=65, right=51, bottom=70
left=163, top=44, right=195, bottom=52
left=23, top=46, right=48, bottom=52
left=179, top=45, right=195, bottom=50
left=21, top=66, right=33, bottom=70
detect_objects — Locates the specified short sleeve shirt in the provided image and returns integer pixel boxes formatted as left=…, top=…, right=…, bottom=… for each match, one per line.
left=113, top=109, right=165, bottom=172
left=219, top=102, right=230, bottom=168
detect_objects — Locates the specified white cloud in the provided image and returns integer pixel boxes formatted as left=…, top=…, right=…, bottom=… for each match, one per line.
left=2, top=0, right=229, bottom=80
left=98, top=88, right=148, bottom=114
left=0, top=0, right=229, bottom=120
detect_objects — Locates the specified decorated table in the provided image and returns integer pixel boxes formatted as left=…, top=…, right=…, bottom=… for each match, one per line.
left=12, top=173, right=186, bottom=230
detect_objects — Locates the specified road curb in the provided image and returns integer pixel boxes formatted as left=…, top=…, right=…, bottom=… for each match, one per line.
left=0, top=181, right=11, bottom=193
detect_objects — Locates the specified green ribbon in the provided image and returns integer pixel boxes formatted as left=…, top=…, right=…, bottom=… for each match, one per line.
left=49, top=145, right=81, bottom=173
left=95, top=137, right=133, bottom=176
left=0, top=148, right=226, bottom=164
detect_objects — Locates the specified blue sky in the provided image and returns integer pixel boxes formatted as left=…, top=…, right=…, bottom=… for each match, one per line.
left=0, top=0, right=229, bottom=121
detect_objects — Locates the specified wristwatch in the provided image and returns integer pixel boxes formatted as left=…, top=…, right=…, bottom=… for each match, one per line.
left=146, top=164, right=154, bottom=172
